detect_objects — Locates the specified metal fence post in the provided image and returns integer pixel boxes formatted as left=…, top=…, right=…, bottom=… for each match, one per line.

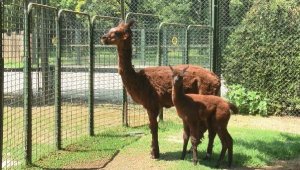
left=55, top=10, right=62, bottom=150
left=185, top=26, right=190, bottom=64
left=89, top=17, right=95, bottom=136
left=157, top=23, right=164, bottom=121
left=141, top=29, right=145, bottom=65
left=24, top=0, right=32, bottom=165
left=121, top=0, right=125, bottom=20
left=212, top=0, right=220, bottom=76
left=0, top=0, right=4, bottom=168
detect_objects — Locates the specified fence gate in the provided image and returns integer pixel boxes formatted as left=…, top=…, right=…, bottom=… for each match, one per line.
left=187, top=25, right=213, bottom=70
left=2, top=0, right=26, bottom=168
left=28, top=3, right=57, bottom=163
left=92, top=16, right=123, bottom=134
left=58, top=10, right=90, bottom=147
left=158, top=23, right=187, bottom=66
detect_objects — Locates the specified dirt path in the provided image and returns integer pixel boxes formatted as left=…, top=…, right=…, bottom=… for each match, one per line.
left=67, top=115, right=300, bottom=170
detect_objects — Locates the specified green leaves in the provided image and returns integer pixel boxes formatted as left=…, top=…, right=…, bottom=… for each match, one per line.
left=226, top=84, right=268, bottom=116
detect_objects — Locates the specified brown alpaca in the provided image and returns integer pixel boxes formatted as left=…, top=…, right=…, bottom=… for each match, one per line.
left=101, top=20, right=221, bottom=159
left=170, top=66, right=237, bottom=167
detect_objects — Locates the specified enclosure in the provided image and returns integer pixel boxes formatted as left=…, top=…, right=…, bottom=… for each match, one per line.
left=0, top=0, right=299, bottom=169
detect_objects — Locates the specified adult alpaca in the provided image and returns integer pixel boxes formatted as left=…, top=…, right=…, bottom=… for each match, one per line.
left=101, top=20, right=220, bottom=159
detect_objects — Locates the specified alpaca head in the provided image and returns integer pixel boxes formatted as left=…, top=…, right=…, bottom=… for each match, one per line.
left=101, top=19, right=135, bottom=45
left=169, top=65, right=189, bottom=88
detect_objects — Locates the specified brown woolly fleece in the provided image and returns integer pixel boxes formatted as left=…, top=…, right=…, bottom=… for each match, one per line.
left=170, top=66, right=237, bottom=167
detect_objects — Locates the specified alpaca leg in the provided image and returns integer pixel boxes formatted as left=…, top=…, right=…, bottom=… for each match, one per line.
left=181, top=123, right=190, bottom=160
left=225, top=129, right=233, bottom=168
left=205, top=125, right=216, bottom=160
left=190, top=126, right=200, bottom=165
left=148, top=114, right=160, bottom=159
left=216, top=130, right=228, bottom=168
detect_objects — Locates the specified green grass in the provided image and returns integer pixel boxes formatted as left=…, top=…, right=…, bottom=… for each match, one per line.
left=24, top=120, right=300, bottom=169
left=26, top=126, right=144, bottom=169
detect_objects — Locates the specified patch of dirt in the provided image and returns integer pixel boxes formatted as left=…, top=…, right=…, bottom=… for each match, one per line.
left=263, top=157, right=300, bottom=170
left=229, top=115, right=300, bottom=135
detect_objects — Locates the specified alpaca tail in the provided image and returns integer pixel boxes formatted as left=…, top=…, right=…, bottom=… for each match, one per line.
left=229, top=102, right=239, bottom=114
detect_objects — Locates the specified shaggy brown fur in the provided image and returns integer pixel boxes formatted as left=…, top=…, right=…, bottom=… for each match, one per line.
left=101, top=20, right=221, bottom=159
left=170, top=66, right=237, bottom=167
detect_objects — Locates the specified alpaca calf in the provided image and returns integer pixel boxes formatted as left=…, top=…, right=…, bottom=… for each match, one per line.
left=170, top=66, right=237, bottom=167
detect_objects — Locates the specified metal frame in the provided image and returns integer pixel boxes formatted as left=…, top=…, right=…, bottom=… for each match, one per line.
left=157, top=22, right=187, bottom=66
left=0, top=0, right=4, bottom=168
left=57, top=9, right=91, bottom=147
left=186, top=24, right=214, bottom=69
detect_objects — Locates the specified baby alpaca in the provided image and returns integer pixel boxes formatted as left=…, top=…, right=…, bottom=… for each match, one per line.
left=170, top=66, right=237, bottom=167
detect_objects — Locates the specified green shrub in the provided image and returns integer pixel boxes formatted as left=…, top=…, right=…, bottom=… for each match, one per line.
left=226, top=84, right=268, bottom=116
left=222, top=0, right=300, bottom=115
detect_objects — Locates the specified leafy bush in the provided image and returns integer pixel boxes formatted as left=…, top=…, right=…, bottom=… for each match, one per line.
left=222, top=0, right=300, bottom=115
left=226, top=84, right=268, bottom=116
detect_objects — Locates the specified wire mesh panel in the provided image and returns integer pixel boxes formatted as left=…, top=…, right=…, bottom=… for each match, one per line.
left=124, top=0, right=212, bottom=25
left=187, top=25, right=213, bottom=70
left=0, top=0, right=4, bottom=168
left=58, top=10, right=90, bottom=147
left=2, top=0, right=26, bottom=168
left=124, top=13, right=160, bottom=127
left=28, top=3, right=57, bottom=162
left=158, top=23, right=187, bottom=66
left=125, top=13, right=160, bottom=67
left=92, top=16, right=123, bottom=134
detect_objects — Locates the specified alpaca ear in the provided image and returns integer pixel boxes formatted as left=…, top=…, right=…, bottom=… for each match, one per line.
left=123, top=32, right=130, bottom=40
left=182, top=65, right=189, bottom=74
left=169, top=65, right=174, bottom=73
left=118, top=20, right=126, bottom=26
left=126, top=19, right=135, bottom=28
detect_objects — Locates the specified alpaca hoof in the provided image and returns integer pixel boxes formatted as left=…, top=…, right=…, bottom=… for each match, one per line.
left=151, top=150, right=160, bottom=159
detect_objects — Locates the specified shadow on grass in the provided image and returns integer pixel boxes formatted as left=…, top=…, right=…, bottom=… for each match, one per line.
left=29, top=132, right=143, bottom=169
left=160, top=133, right=300, bottom=169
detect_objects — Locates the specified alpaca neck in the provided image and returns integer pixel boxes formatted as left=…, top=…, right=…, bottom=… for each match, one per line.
left=116, top=39, right=136, bottom=75
left=172, top=85, right=186, bottom=105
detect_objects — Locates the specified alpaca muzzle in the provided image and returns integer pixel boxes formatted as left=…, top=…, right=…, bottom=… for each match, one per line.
left=100, top=35, right=108, bottom=44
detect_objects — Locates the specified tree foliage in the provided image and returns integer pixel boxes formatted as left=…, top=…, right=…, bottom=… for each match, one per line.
left=223, top=0, right=300, bottom=115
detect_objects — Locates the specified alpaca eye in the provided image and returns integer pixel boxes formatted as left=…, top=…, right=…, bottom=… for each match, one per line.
left=115, top=32, right=122, bottom=38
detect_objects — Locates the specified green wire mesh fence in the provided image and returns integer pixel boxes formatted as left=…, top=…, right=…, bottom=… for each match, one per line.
left=28, top=3, right=57, bottom=162
left=186, top=25, right=213, bottom=69
left=159, top=23, right=187, bottom=66
left=2, top=0, right=26, bottom=168
left=92, top=16, right=123, bottom=134
left=58, top=10, right=91, bottom=147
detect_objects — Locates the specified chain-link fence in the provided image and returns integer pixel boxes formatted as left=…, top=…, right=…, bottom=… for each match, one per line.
left=218, top=0, right=300, bottom=116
